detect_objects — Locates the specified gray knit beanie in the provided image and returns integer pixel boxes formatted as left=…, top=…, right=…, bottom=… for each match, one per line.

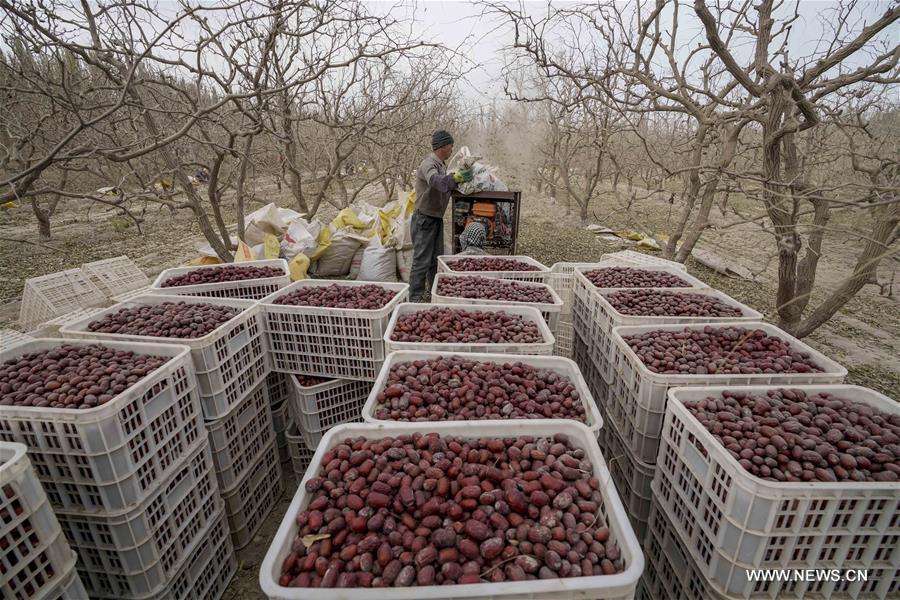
left=432, top=129, right=454, bottom=150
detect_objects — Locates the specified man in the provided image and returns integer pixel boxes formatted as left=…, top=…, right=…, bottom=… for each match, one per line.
left=409, top=129, right=472, bottom=301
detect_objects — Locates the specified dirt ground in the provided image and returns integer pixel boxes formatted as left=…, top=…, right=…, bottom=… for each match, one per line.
left=1, top=177, right=897, bottom=597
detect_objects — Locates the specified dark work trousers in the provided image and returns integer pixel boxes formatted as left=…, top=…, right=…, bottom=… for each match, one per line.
left=409, top=211, right=444, bottom=301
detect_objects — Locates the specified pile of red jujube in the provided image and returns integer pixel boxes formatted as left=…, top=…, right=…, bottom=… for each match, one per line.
left=684, top=389, right=900, bottom=482
left=280, top=432, right=625, bottom=588
left=86, top=301, right=239, bottom=338
left=448, top=257, right=540, bottom=272
left=390, top=308, right=544, bottom=344
left=373, top=357, right=587, bottom=423
left=0, top=344, right=167, bottom=409
left=606, top=289, right=743, bottom=318
left=161, top=265, right=282, bottom=287
left=297, top=375, right=333, bottom=387
left=584, top=267, right=691, bottom=289
left=274, top=284, right=397, bottom=310
left=624, top=326, right=823, bottom=375
left=437, top=276, right=554, bottom=304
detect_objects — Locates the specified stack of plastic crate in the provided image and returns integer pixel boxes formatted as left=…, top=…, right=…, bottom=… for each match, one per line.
left=1, top=441, right=85, bottom=600
left=0, top=339, right=233, bottom=599
left=548, top=261, right=615, bottom=359
left=60, top=294, right=279, bottom=551
left=650, top=384, right=897, bottom=600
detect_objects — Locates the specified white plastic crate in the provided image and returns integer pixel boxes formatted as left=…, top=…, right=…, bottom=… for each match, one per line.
left=572, top=266, right=708, bottom=355
left=157, top=508, right=235, bottom=600
left=548, top=260, right=634, bottom=314
left=607, top=322, right=847, bottom=463
left=18, top=269, right=107, bottom=331
left=0, top=329, right=32, bottom=352
left=361, top=351, right=603, bottom=436
left=553, top=316, right=574, bottom=359
left=262, top=279, right=409, bottom=381
left=86, top=506, right=233, bottom=600
left=150, top=258, right=290, bottom=300
left=431, top=272, right=563, bottom=335
left=289, top=375, right=372, bottom=433
left=0, top=442, right=77, bottom=600
left=437, top=254, right=550, bottom=283
left=0, top=339, right=204, bottom=512
left=82, top=255, right=150, bottom=298
left=293, top=391, right=367, bottom=452
left=572, top=332, right=610, bottom=413
left=580, top=288, right=762, bottom=384
left=603, top=250, right=688, bottom=272
left=284, top=423, right=315, bottom=478
left=596, top=410, right=654, bottom=542
left=60, top=294, right=269, bottom=420
left=266, top=371, right=294, bottom=407
left=62, top=440, right=222, bottom=599
left=44, top=566, right=88, bottom=600
left=385, top=302, right=555, bottom=356
left=640, top=498, right=724, bottom=600
left=654, top=385, right=900, bottom=599
left=259, top=419, right=645, bottom=600
left=205, top=379, right=275, bottom=491
left=222, top=439, right=283, bottom=549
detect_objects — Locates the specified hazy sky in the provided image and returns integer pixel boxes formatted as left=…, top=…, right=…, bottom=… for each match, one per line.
left=400, top=0, right=898, bottom=106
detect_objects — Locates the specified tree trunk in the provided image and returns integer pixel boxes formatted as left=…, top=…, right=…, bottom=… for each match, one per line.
left=31, top=198, right=52, bottom=240
left=793, top=207, right=898, bottom=337
left=235, top=135, right=254, bottom=240
left=665, top=123, right=708, bottom=259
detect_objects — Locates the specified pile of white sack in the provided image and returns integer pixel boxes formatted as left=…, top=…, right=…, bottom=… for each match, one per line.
left=194, top=192, right=416, bottom=282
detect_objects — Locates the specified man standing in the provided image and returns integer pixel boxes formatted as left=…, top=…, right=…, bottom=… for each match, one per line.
left=409, top=129, right=472, bottom=301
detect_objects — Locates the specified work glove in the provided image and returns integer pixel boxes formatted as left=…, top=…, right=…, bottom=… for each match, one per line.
left=452, top=167, right=473, bottom=184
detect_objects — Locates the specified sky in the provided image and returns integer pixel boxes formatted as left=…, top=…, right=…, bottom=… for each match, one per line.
left=395, top=0, right=899, bottom=107
left=392, top=1, right=515, bottom=106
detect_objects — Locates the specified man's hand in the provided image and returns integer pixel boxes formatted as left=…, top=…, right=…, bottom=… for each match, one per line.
left=452, top=167, right=473, bottom=183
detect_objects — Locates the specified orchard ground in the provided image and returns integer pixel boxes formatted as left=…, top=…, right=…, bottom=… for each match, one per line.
left=1, top=178, right=897, bottom=598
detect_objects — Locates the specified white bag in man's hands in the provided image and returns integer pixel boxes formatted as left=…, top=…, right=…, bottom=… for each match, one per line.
left=449, top=146, right=508, bottom=194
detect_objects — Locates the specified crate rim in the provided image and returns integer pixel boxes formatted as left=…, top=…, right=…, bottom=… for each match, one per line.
left=259, top=278, right=409, bottom=316
left=666, top=384, right=900, bottom=492
left=259, top=419, right=644, bottom=600
left=0, top=439, right=28, bottom=473
left=594, top=287, right=763, bottom=323
left=58, top=294, right=259, bottom=347
left=150, top=258, right=289, bottom=290
left=430, top=272, right=564, bottom=310
left=360, top=350, right=603, bottom=432
left=611, top=321, right=848, bottom=382
left=0, top=338, right=192, bottom=419
left=385, top=302, right=557, bottom=350
left=573, top=264, right=709, bottom=293
left=550, top=260, right=623, bottom=273
left=437, top=254, right=551, bottom=273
